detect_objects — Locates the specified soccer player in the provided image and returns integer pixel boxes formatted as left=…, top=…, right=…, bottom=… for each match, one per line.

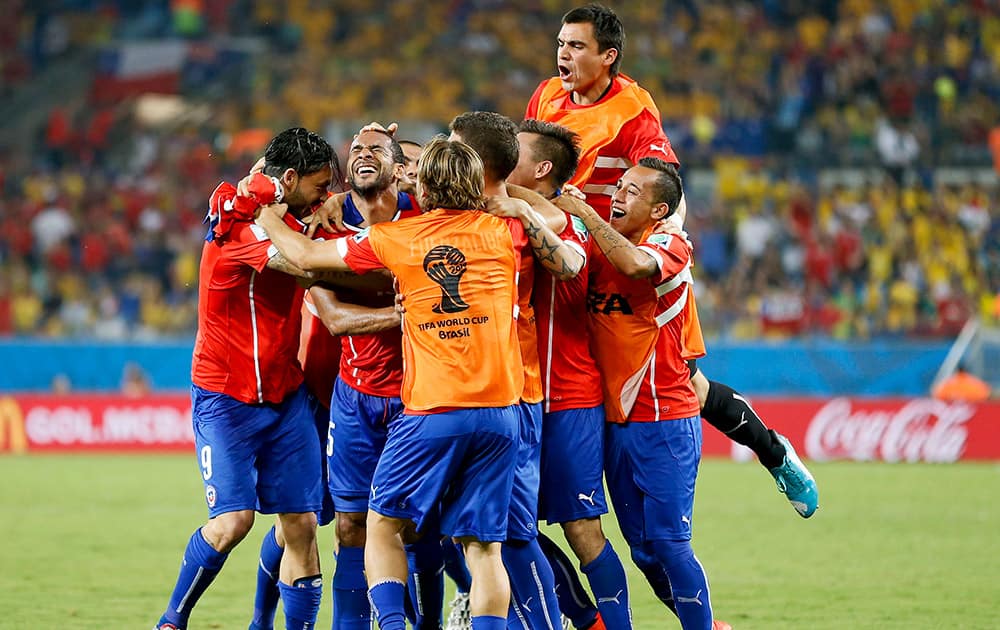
left=321, top=128, right=439, bottom=630
left=256, top=136, right=526, bottom=630
left=571, top=157, right=715, bottom=630
left=155, top=128, right=334, bottom=630
left=398, top=139, right=423, bottom=193
left=526, top=3, right=818, bottom=519
left=450, top=110, right=590, bottom=630
left=507, top=118, right=628, bottom=630
left=249, top=129, right=429, bottom=630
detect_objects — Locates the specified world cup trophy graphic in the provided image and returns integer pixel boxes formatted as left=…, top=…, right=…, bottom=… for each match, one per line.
left=423, top=245, right=470, bottom=314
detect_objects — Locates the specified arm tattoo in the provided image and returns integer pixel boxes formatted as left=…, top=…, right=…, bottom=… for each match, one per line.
left=267, top=252, right=310, bottom=278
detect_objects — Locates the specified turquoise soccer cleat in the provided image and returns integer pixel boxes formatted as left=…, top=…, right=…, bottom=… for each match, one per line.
left=768, top=432, right=819, bottom=518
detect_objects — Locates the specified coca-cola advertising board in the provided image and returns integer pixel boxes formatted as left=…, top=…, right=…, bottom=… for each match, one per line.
left=701, top=397, right=1000, bottom=463
left=0, top=394, right=998, bottom=461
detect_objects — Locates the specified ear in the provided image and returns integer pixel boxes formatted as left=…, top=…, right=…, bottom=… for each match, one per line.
left=281, top=168, right=299, bottom=190
left=535, top=160, right=553, bottom=181
left=603, top=47, right=618, bottom=69
left=650, top=201, right=672, bottom=221
left=392, top=162, right=406, bottom=180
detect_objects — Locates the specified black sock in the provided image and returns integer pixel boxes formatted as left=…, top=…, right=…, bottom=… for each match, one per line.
left=702, top=380, right=786, bottom=469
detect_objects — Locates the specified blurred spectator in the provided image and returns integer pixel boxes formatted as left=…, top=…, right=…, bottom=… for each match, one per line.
left=121, top=362, right=151, bottom=397
left=932, top=364, right=992, bottom=402
left=875, top=118, right=920, bottom=186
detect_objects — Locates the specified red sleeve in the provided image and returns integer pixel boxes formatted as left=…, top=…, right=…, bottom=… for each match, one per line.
left=619, top=110, right=680, bottom=167
left=636, top=233, right=691, bottom=284
left=341, top=229, right=386, bottom=274
left=224, top=222, right=274, bottom=272
left=558, top=213, right=590, bottom=261
left=525, top=81, right=547, bottom=119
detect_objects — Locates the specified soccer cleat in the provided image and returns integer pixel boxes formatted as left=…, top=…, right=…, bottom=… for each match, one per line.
left=713, top=621, right=733, bottom=630
left=153, top=624, right=180, bottom=630
left=768, top=432, right=819, bottom=518
left=445, top=591, right=471, bottom=630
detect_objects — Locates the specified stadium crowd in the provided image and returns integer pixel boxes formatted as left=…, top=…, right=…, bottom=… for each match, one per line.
left=0, top=0, right=998, bottom=340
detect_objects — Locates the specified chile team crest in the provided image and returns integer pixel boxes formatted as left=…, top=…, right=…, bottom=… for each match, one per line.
left=423, top=245, right=470, bottom=314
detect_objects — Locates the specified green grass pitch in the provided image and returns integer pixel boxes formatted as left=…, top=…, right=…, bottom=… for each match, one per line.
left=1, top=455, right=997, bottom=629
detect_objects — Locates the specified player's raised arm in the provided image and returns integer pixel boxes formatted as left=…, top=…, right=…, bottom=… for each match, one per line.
left=486, top=196, right=583, bottom=281
left=256, top=202, right=351, bottom=272
left=507, top=182, right=567, bottom=233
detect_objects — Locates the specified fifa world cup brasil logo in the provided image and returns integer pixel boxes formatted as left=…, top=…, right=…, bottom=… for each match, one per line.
left=423, top=245, right=470, bottom=314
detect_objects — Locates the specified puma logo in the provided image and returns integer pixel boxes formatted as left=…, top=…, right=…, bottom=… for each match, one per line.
left=577, top=490, right=597, bottom=506
left=675, top=589, right=703, bottom=606
left=597, top=589, right=624, bottom=605
left=649, top=142, right=670, bottom=155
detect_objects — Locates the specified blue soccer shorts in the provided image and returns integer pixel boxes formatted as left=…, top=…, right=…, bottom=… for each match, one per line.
left=191, top=384, right=323, bottom=518
left=604, top=416, right=702, bottom=545
left=327, top=377, right=404, bottom=514
left=507, top=401, right=543, bottom=541
left=539, top=404, right=608, bottom=525
left=369, top=405, right=519, bottom=542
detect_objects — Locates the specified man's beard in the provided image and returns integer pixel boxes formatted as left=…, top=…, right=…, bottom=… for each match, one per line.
left=350, top=171, right=392, bottom=197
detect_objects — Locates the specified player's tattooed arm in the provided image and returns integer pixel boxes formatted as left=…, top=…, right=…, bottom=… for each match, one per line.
left=560, top=196, right=659, bottom=279
left=486, top=196, right=584, bottom=281
left=506, top=183, right=567, bottom=233
left=309, top=285, right=400, bottom=336
left=256, top=202, right=352, bottom=272
left=266, top=251, right=312, bottom=277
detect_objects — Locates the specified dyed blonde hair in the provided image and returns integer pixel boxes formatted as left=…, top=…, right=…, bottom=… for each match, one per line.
left=417, top=136, right=487, bottom=211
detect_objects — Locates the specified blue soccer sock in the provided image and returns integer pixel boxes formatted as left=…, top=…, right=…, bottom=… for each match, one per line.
left=471, top=615, right=507, bottom=630
left=158, top=528, right=229, bottom=628
left=503, top=539, right=562, bottom=629
left=651, top=540, right=712, bottom=630
left=581, top=540, right=631, bottom=629
left=332, top=546, right=371, bottom=630
left=368, top=579, right=407, bottom=630
left=249, top=525, right=284, bottom=630
left=405, top=536, right=445, bottom=629
left=630, top=543, right=676, bottom=615
left=441, top=539, right=472, bottom=594
left=536, top=532, right=598, bottom=629
left=277, top=575, right=323, bottom=630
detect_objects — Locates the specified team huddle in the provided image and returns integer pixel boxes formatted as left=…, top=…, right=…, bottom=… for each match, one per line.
left=154, top=5, right=819, bottom=630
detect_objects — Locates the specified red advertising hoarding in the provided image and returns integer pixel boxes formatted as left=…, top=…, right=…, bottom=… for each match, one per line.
left=1, top=394, right=998, bottom=461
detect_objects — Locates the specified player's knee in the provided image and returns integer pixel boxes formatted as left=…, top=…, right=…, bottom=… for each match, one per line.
left=205, top=509, right=255, bottom=551
left=629, top=542, right=659, bottom=570
left=336, top=511, right=368, bottom=547
left=562, top=517, right=607, bottom=564
left=278, top=511, right=318, bottom=547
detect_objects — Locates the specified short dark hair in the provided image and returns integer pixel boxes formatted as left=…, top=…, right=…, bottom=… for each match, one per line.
left=449, top=111, right=519, bottom=183
left=562, top=4, right=625, bottom=77
left=262, top=127, right=335, bottom=177
left=637, top=157, right=682, bottom=215
left=519, top=119, right=581, bottom=188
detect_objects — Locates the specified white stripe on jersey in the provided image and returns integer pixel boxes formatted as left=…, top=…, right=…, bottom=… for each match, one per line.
left=249, top=270, right=264, bottom=403
left=594, top=156, right=631, bottom=169
left=583, top=183, right=618, bottom=197
left=650, top=347, right=660, bottom=422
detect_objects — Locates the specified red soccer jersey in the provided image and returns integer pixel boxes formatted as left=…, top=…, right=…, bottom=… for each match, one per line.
left=340, top=208, right=527, bottom=412
left=526, top=76, right=679, bottom=220
left=299, top=294, right=342, bottom=409
left=534, top=214, right=603, bottom=413
left=505, top=216, right=543, bottom=405
left=318, top=192, right=421, bottom=398
left=587, top=230, right=700, bottom=423
left=192, top=212, right=308, bottom=405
